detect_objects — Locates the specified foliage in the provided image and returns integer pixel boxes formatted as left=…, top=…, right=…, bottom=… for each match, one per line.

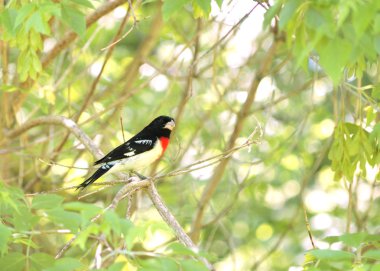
left=0, top=0, right=379, bottom=271
left=0, top=183, right=207, bottom=271
left=265, top=0, right=380, bottom=83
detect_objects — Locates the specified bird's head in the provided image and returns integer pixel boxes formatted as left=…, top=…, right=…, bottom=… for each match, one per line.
left=147, top=116, right=175, bottom=133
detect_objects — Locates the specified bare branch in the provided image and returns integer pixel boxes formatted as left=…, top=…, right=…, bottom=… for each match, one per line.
left=4, top=116, right=103, bottom=159
left=146, top=181, right=215, bottom=271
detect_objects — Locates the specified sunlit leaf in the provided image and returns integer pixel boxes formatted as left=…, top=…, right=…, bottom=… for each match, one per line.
left=162, top=0, right=189, bottom=21
left=0, top=252, right=25, bottom=271
left=61, top=5, right=86, bottom=36
left=0, top=224, right=12, bottom=255
left=32, top=194, right=64, bottom=210
left=29, top=253, right=55, bottom=270
left=363, top=250, right=380, bottom=261
left=44, top=257, right=84, bottom=271
left=309, top=249, right=354, bottom=262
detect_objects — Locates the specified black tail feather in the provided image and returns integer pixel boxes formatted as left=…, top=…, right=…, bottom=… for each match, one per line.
left=76, top=164, right=114, bottom=190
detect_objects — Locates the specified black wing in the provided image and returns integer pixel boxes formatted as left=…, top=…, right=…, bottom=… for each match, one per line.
left=93, top=132, right=157, bottom=165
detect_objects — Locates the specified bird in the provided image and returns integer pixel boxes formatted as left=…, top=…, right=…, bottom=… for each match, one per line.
left=77, top=116, right=175, bottom=190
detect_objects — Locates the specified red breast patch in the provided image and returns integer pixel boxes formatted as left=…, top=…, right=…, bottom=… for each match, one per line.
left=159, top=137, right=170, bottom=154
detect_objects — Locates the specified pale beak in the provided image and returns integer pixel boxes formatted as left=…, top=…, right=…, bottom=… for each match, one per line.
left=164, top=120, right=175, bottom=130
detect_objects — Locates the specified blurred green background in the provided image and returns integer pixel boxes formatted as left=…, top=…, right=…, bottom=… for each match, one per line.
left=1, top=0, right=380, bottom=270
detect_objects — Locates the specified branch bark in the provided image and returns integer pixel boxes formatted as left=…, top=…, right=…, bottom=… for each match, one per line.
left=146, top=181, right=215, bottom=271
left=4, top=116, right=103, bottom=159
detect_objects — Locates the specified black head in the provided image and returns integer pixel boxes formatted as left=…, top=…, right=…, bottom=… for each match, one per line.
left=145, top=116, right=175, bottom=136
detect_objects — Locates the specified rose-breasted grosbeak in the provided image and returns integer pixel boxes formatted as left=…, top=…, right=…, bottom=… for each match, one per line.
left=77, top=116, right=175, bottom=190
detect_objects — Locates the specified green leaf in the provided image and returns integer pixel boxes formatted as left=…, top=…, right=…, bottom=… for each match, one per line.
left=0, top=252, right=25, bottom=271
left=32, top=194, right=64, bottom=210
left=263, top=1, right=282, bottom=28
left=125, top=224, right=148, bottom=248
left=15, top=4, right=35, bottom=28
left=140, top=258, right=178, bottom=271
left=46, top=208, right=81, bottom=232
left=0, top=8, right=18, bottom=33
left=352, top=3, right=375, bottom=36
left=74, top=223, right=99, bottom=250
left=323, top=235, right=340, bottom=244
left=40, top=2, right=62, bottom=17
left=29, top=30, right=43, bottom=50
left=279, top=0, right=299, bottom=30
left=374, top=36, right=380, bottom=55
left=363, top=250, right=380, bottom=261
left=44, top=257, right=84, bottom=271
left=120, top=219, right=133, bottom=237
left=103, top=210, right=121, bottom=235
left=142, top=0, right=158, bottom=5
left=12, top=205, right=39, bottom=231
left=309, top=249, right=354, bottom=262
left=0, top=85, right=18, bottom=92
left=162, top=0, right=189, bottom=21
left=0, top=184, right=24, bottom=213
left=0, top=223, right=12, bottom=255
left=215, top=0, right=223, bottom=8
left=305, top=8, right=326, bottom=30
left=64, top=202, right=101, bottom=225
left=369, top=264, right=380, bottom=271
left=61, top=5, right=86, bottom=36
left=13, top=237, right=39, bottom=249
left=167, top=242, right=197, bottom=256
left=318, top=38, right=352, bottom=84
left=106, top=262, right=125, bottom=271
left=193, top=0, right=211, bottom=18
left=25, top=11, right=50, bottom=35
left=339, top=232, right=368, bottom=247
left=29, top=253, right=55, bottom=270
left=181, top=259, right=209, bottom=271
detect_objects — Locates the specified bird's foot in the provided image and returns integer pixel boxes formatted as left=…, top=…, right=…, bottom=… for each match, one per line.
left=131, top=170, right=147, bottom=180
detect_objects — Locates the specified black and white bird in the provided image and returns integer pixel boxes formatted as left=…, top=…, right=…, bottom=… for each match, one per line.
left=77, top=116, right=175, bottom=190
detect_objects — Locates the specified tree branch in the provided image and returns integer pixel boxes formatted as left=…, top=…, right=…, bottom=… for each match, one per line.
left=4, top=116, right=103, bottom=159
left=190, top=40, right=279, bottom=242
left=146, top=181, right=215, bottom=271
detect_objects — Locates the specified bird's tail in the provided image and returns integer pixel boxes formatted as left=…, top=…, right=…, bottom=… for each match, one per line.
left=76, top=164, right=114, bottom=190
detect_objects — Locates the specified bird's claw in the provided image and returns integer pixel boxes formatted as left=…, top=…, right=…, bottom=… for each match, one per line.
left=131, top=170, right=147, bottom=180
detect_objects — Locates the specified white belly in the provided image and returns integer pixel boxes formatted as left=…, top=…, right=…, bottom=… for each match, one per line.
left=107, top=141, right=163, bottom=173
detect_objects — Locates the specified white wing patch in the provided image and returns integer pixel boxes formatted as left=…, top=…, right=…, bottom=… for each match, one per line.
left=124, top=151, right=136, bottom=157
left=101, top=161, right=116, bottom=168
left=135, top=139, right=153, bottom=145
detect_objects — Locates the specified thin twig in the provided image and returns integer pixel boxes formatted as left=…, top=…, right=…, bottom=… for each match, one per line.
left=120, top=117, right=126, bottom=142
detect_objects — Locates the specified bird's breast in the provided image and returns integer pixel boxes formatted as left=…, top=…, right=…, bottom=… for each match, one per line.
left=159, top=137, right=169, bottom=154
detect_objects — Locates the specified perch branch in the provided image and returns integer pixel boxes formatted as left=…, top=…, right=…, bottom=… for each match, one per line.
left=146, top=181, right=215, bottom=271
